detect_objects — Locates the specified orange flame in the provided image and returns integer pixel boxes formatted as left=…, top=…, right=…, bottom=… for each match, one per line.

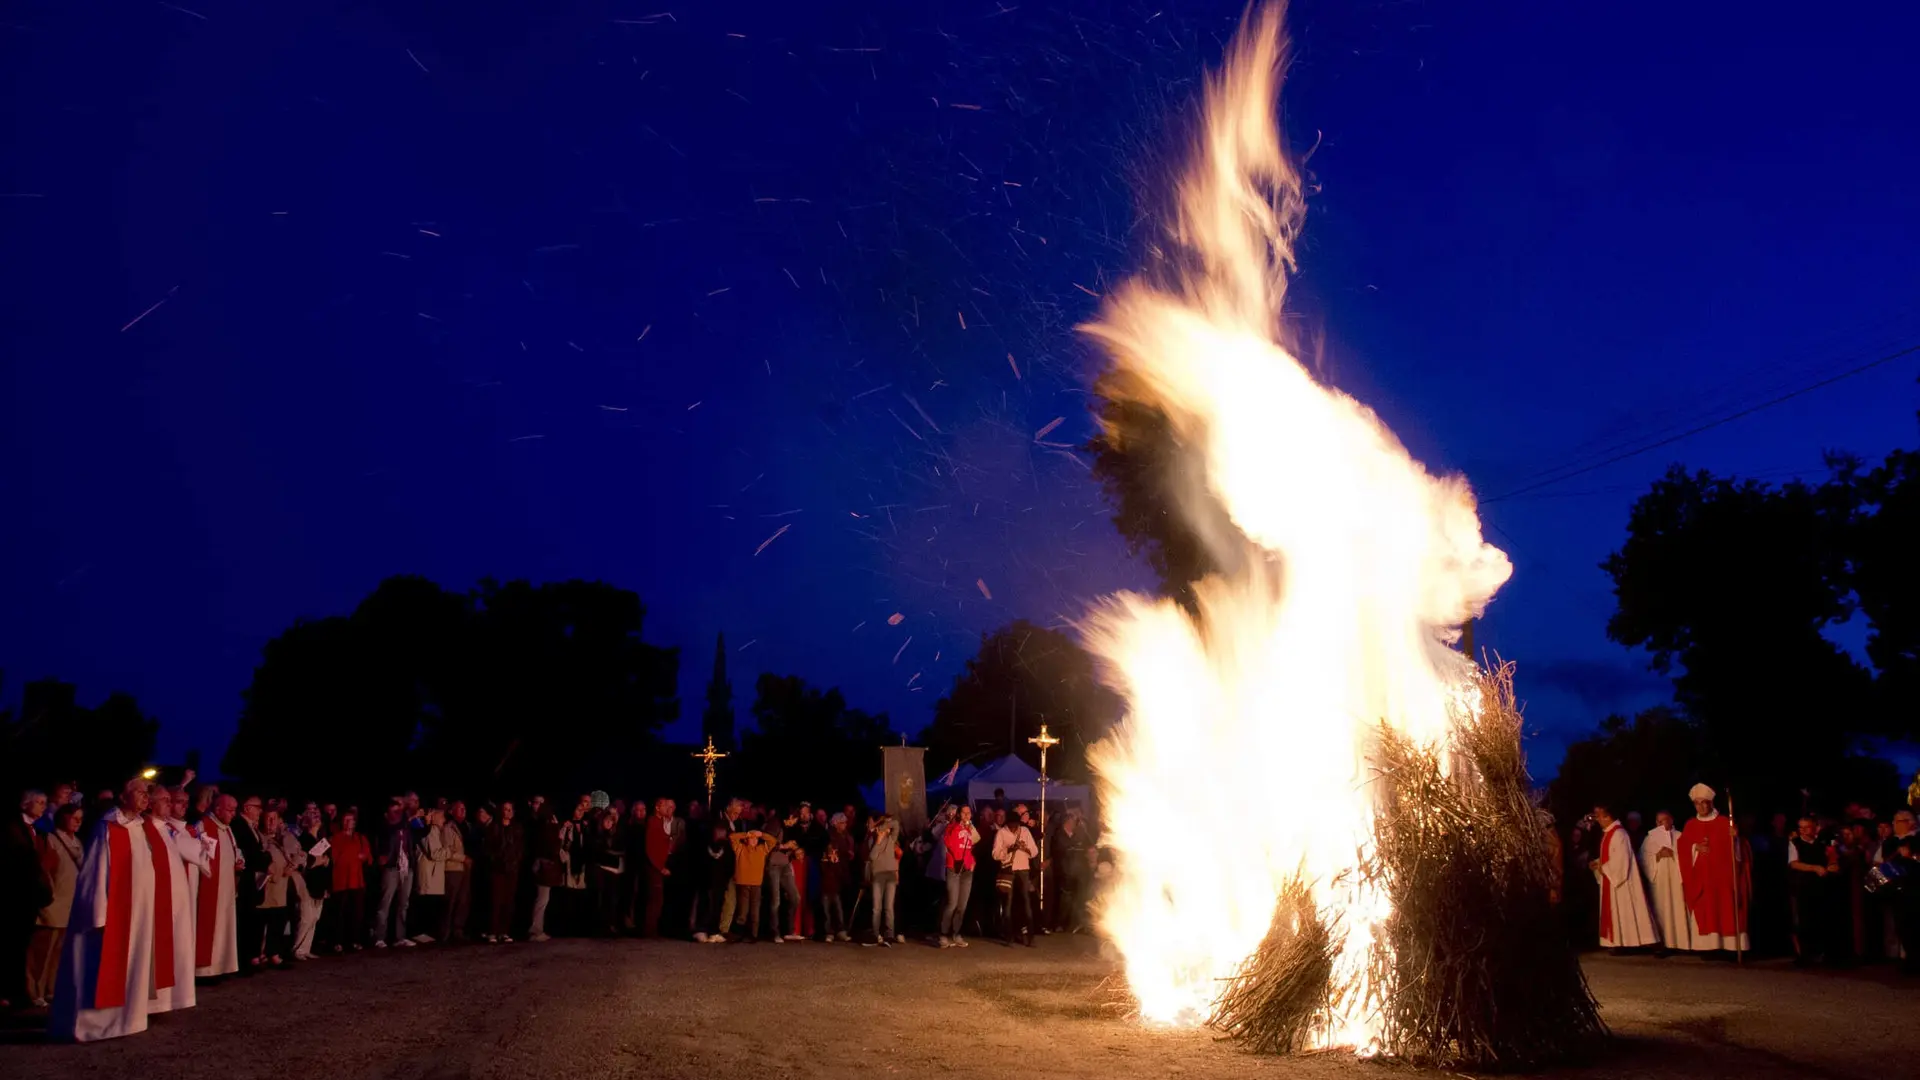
left=1082, top=2, right=1511, bottom=1049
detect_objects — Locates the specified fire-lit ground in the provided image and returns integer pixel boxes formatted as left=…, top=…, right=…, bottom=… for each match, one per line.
left=0, top=937, right=1907, bottom=1080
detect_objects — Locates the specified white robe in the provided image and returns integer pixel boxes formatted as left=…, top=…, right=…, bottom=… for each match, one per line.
left=48, top=810, right=156, bottom=1043
left=150, top=817, right=210, bottom=1012
left=194, top=818, right=240, bottom=977
left=1595, top=823, right=1658, bottom=948
left=1639, top=825, right=1696, bottom=950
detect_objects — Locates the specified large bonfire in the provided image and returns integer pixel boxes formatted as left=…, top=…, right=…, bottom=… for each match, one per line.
left=1082, top=3, right=1603, bottom=1067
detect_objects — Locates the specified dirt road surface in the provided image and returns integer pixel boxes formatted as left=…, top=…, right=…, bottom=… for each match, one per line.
left=2, top=937, right=1911, bottom=1079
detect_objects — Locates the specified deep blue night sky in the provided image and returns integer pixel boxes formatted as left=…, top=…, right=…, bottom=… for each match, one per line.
left=4, top=1, right=1917, bottom=774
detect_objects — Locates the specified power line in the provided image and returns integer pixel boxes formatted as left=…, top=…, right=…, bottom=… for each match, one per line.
left=1492, top=316, right=1920, bottom=494
left=1482, top=340, right=1920, bottom=504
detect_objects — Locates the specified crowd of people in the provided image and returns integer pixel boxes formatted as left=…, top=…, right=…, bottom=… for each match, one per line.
left=7, top=769, right=1917, bottom=1046
left=2, top=772, right=1106, bottom=1043
left=1564, top=782, right=1920, bottom=971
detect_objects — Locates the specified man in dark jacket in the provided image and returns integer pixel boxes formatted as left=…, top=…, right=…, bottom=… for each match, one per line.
left=370, top=803, right=415, bottom=948
left=5, top=791, right=53, bottom=1009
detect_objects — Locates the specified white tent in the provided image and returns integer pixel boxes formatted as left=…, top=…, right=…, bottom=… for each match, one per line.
left=964, top=753, right=1091, bottom=812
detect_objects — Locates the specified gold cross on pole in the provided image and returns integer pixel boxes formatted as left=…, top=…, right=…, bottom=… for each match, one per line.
left=691, top=735, right=728, bottom=807
left=1028, top=723, right=1061, bottom=908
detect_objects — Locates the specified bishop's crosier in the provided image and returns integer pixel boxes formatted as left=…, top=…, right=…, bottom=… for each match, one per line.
left=1082, top=2, right=1512, bottom=1050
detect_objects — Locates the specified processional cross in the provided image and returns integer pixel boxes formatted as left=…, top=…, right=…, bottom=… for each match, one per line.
left=1028, top=723, right=1061, bottom=906
left=691, top=735, right=728, bottom=807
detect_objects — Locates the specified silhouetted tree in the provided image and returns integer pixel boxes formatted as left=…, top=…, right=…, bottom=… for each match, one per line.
left=736, top=674, right=894, bottom=809
left=703, top=632, right=735, bottom=752
left=1546, top=707, right=1705, bottom=830
left=1602, top=463, right=1883, bottom=808
left=920, top=620, right=1122, bottom=784
left=227, top=576, right=678, bottom=800
left=1845, top=445, right=1920, bottom=724
left=0, top=677, right=158, bottom=794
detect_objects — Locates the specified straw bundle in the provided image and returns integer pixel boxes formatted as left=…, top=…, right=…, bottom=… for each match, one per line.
left=1208, top=662, right=1607, bottom=1069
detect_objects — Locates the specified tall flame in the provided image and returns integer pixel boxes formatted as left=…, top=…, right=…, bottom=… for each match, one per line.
left=1082, top=3, right=1512, bottom=1048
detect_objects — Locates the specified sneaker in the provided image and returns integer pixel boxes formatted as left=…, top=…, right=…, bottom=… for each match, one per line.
left=500, top=935, right=515, bottom=943
left=411, top=934, right=435, bottom=945
left=938, top=936, right=954, bottom=948
left=693, top=932, right=709, bottom=943
left=955, top=937, right=970, bottom=948
left=772, top=936, right=785, bottom=944
left=837, top=931, right=851, bottom=942
left=708, top=934, right=727, bottom=944
left=350, top=943, right=364, bottom=952
left=372, top=939, right=387, bottom=949
left=396, top=938, right=416, bottom=948
left=528, top=932, right=550, bottom=943
left=895, top=933, right=907, bottom=944
left=878, top=937, right=893, bottom=948
left=785, top=934, right=804, bottom=942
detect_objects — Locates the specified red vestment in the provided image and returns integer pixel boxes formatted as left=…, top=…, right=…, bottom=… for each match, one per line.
left=141, top=820, right=176, bottom=994
left=1677, top=812, right=1749, bottom=938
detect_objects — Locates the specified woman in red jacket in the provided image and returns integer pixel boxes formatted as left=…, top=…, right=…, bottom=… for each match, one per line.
left=327, top=811, right=373, bottom=952
left=938, top=806, right=980, bottom=948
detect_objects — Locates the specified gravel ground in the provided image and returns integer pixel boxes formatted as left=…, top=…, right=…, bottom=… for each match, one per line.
left=2, top=936, right=1911, bottom=1080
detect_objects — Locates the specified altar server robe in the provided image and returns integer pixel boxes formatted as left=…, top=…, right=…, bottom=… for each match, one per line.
left=48, top=809, right=158, bottom=1042
left=194, top=818, right=240, bottom=977
left=1640, top=825, right=1696, bottom=950
left=1596, top=822, right=1657, bottom=947
left=151, top=816, right=210, bottom=1012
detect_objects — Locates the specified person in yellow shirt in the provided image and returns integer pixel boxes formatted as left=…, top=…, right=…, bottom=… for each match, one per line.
left=729, top=828, right=771, bottom=943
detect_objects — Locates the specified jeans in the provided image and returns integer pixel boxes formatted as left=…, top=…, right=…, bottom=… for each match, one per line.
left=372, top=868, right=412, bottom=944
left=941, top=869, right=974, bottom=937
left=765, top=863, right=800, bottom=939
left=871, top=871, right=898, bottom=939
left=822, top=892, right=847, bottom=936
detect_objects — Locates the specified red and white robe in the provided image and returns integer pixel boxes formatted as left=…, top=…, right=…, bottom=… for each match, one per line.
left=47, top=809, right=160, bottom=1042
left=150, top=815, right=209, bottom=1012
left=1595, top=822, right=1657, bottom=948
left=1677, top=810, right=1750, bottom=951
left=193, top=818, right=240, bottom=977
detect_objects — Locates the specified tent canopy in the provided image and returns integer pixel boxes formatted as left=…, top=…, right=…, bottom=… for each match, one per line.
left=964, top=753, right=1090, bottom=810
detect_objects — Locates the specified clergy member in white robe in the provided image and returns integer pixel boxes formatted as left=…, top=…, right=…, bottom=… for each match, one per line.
left=1639, top=810, right=1695, bottom=952
left=48, top=778, right=161, bottom=1043
left=1591, top=804, right=1657, bottom=949
left=193, top=795, right=241, bottom=978
left=147, top=787, right=207, bottom=1013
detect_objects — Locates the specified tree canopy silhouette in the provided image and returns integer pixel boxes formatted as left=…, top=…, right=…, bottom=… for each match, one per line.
left=225, top=576, right=678, bottom=800
left=920, top=619, right=1122, bottom=784
left=1, top=676, right=159, bottom=795
left=1600, top=436, right=1919, bottom=809
left=734, top=673, right=894, bottom=809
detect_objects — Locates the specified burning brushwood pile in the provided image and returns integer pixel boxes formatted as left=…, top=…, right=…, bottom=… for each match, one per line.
left=1082, top=2, right=1605, bottom=1068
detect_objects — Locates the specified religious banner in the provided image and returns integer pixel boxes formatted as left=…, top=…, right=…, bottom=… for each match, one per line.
left=882, top=745, right=927, bottom=837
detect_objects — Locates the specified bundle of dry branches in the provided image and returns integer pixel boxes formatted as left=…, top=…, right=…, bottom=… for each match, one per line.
left=1206, top=662, right=1606, bottom=1069
left=1209, top=878, right=1341, bottom=1053
left=1367, top=661, right=1606, bottom=1069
